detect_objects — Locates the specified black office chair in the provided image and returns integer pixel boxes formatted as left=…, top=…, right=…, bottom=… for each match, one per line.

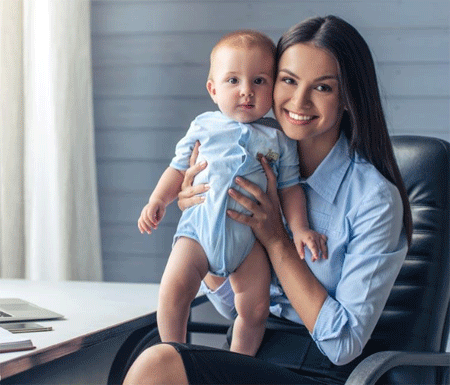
left=108, top=135, right=450, bottom=385
left=344, top=136, right=450, bottom=384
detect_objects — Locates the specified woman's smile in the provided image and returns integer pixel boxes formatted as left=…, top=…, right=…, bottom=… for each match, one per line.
left=286, top=110, right=316, bottom=124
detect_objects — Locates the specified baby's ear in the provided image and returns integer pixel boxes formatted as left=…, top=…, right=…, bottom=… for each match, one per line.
left=206, top=80, right=218, bottom=104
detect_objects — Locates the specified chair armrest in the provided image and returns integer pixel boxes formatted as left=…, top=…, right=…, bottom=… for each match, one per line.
left=345, top=351, right=450, bottom=385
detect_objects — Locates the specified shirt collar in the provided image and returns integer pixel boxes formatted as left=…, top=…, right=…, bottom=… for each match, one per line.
left=302, top=133, right=352, bottom=204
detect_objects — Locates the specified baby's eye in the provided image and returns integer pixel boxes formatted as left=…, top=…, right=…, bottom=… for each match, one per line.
left=227, top=78, right=238, bottom=84
left=316, top=84, right=332, bottom=92
left=254, top=77, right=265, bottom=85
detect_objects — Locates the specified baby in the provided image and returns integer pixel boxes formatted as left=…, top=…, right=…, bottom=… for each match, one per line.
left=138, top=30, right=326, bottom=356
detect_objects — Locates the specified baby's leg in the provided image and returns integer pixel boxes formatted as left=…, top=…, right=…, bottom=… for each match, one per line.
left=229, top=241, right=271, bottom=356
left=157, top=236, right=209, bottom=343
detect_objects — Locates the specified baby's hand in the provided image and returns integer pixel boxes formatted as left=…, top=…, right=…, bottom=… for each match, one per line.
left=294, top=229, right=328, bottom=262
left=138, top=199, right=166, bottom=235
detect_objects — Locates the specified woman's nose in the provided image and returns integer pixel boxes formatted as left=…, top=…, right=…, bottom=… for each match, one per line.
left=293, top=87, right=312, bottom=109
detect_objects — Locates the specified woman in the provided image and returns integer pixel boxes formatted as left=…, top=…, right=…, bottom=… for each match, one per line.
left=124, top=15, right=412, bottom=385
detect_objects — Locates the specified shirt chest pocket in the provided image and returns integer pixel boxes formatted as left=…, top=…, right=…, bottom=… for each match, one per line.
left=308, top=209, right=343, bottom=239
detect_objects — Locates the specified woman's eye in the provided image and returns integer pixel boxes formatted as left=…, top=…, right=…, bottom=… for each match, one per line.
left=316, top=84, right=332, bottom=92
left=281, top=77, right=295, bottom=85
left=254, top=77, right=265, bottom=85
left=228, top=78, right=238, bottom=84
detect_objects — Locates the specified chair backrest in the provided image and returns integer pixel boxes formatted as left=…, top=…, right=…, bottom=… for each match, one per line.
left=365, top=135, right=450, bottom=384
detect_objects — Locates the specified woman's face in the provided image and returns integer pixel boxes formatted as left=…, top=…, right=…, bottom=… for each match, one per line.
left=273, top=43, right=344, bottom=147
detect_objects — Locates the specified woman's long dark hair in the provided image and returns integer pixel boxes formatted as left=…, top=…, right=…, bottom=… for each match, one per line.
left=277, top=15, right=412, bottom=245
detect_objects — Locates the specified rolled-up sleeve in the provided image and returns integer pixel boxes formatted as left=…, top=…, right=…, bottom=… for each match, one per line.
left=311, top=181, right=408, bottom=365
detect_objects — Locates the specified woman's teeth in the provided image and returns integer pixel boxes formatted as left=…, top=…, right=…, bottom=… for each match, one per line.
left=289, top=112, right=313, bottom=121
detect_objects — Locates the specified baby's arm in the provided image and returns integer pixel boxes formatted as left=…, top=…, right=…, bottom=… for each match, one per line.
left=279, top=185, right=327, bottom=261
left=138, top=167, right=185, bottom=235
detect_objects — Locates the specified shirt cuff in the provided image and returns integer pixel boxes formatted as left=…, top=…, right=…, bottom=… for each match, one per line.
left=313, top=295, right=348, bottom=339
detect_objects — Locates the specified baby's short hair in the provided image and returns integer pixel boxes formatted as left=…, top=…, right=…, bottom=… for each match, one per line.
left=211, top=30, right=276, bottom=57
left=208, top=30, right=276, bottom=80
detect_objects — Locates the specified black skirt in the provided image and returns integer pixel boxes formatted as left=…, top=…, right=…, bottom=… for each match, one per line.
left=167, top=315, right=358, bottom=385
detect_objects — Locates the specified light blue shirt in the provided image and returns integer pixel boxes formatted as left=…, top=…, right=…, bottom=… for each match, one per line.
left=269, top=133, right=408, bottom=365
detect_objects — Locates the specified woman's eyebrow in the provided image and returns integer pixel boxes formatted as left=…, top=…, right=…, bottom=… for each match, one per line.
left=316, top=75, right=338, bottom=82
left=278, top=69, right=299, bottom=79
left=278, top=69, right=338, bottom=82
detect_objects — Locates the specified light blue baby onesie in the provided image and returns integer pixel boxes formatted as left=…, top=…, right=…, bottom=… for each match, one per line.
left=170, top=111, right=300, bottom=277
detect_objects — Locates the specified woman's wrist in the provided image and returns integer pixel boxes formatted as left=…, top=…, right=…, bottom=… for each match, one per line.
left=264, top=230, right=295, bottom=261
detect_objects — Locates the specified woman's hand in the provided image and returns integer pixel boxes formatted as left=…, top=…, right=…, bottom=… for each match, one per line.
left=177, top=141, right=209, bottom=211
left=227, top=157, right=291, bottom=252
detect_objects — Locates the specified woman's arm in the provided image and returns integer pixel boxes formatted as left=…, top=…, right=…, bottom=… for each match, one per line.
left=227, top=158, right=328, bottom=332
left=310, top=180, right=406, bottom=365
left=228, top=157, right=407, bottom=365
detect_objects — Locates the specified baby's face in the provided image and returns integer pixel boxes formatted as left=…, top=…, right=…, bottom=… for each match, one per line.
left=207, top=46, right=274, bottom=123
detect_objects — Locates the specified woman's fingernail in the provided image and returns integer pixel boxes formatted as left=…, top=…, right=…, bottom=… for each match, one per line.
left=228, top=188, right=236, bottom=196
left=204, top=184, right=210, bottom=190
left=235, top=177, right=243, bottom=184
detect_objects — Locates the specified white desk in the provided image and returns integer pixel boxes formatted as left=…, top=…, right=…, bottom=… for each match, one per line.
left=0, top=280, right=160, bottom=384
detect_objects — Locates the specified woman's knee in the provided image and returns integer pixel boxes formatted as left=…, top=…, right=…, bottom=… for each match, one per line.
left=124, top=344, right=188, bottom=385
